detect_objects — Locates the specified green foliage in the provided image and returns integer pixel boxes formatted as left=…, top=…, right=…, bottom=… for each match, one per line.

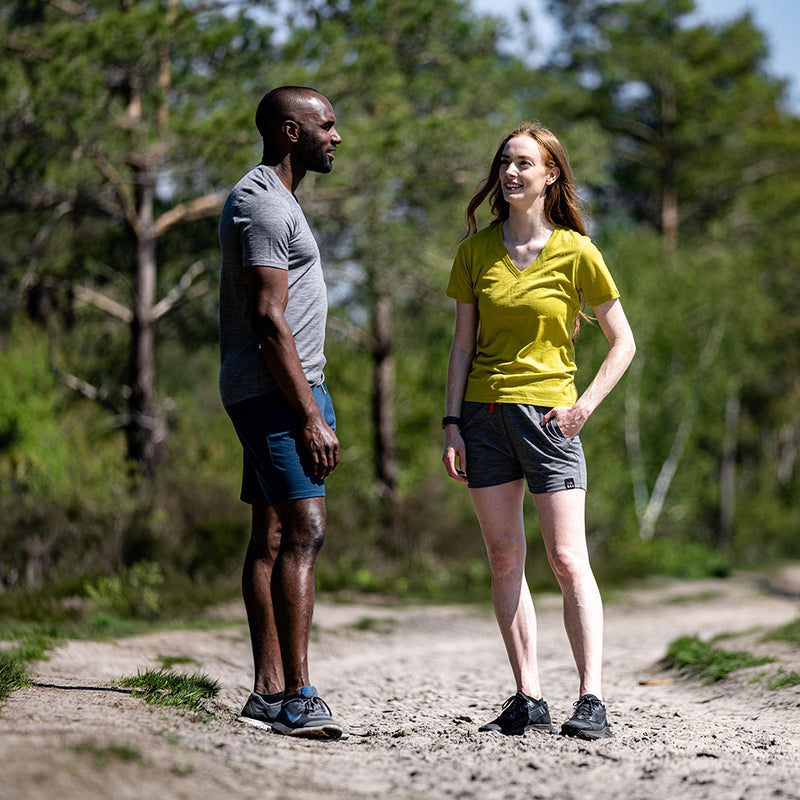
left=316, top=550, right=492, bottom=602
left=765, top=670, right=800, bottom=689
left=117, top=668, right=221, bottom=717
left=0, top=651, right=31, bottom=701
left=157, top=655, right=201, bottom=670
left=0, top=0, right=799, bottom=603
left=71, top=742, right=143, bottom=769
left=764, top=618, right=800, bottom=647
left=665, top=635, right=776, bottom=683
left=84, top=562, right=165, bottom=621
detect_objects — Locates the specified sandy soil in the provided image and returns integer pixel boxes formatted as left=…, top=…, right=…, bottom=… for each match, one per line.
left=2, top=569, right=799, bottom=800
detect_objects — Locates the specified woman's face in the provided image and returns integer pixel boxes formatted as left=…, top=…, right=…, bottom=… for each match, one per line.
left=498, top=136, right=559, bottom=206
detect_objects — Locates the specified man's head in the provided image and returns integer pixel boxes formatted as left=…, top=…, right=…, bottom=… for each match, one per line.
left=256, top=87, right=341, bottom=174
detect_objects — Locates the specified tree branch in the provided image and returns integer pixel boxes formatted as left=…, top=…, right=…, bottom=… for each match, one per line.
left=72, top=285, right=133, bottom=323
left=153, top=192, right=227, bottom=238
left=48, top=336, right=121, bottom=416
left=638, top=318, right=726, bottom=540
left=88, top=147, right=142, bottom=237
left=151, top=260, right=209, bottom=320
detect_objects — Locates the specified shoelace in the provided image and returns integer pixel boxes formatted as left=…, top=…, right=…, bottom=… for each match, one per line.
left=293, top=694, right=332, bottom=715
left=500, top=693, right=529, bottom=718
left=572, top=695, right=602, bottom=720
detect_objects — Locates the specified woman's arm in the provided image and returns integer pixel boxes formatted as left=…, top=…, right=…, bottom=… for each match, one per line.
left=442, top=301, right=478, bottom=483
left=542, top=297, right=636, bottom=439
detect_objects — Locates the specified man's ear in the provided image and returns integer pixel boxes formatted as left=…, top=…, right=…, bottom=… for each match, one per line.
left=282, top=119, right=300, bottom=143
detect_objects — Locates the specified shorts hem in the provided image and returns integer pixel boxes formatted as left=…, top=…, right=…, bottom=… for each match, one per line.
left=529, top=483, right=587, bottom=495
left=242, top=487, right=326, bottom=505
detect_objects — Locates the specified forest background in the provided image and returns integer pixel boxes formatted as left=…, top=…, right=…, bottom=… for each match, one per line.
left=1, top=0, right=799, bottom=621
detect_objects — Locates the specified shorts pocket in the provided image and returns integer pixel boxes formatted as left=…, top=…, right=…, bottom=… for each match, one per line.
left=459, top=401, right=485, bottom=432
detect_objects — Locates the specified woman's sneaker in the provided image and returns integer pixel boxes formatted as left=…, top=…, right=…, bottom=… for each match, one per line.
left=237, top=691, right=284, bottom=730
left=479, top=691, right=555, bottom=735
left=560, top=694, right=613, bottom=740
left=271, top=686, right=345, bottom=740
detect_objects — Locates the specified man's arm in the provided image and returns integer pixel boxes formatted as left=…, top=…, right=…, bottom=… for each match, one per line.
left=245, top=265, right=339, bottom=479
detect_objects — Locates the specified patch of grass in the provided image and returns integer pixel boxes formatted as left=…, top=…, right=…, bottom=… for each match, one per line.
left=72, top=742, right=143, bottom=769
left=766, top=669, right=800, bottom=689
left=665, top=635, right=777, bottom=684
left=157, top=655, right=201, bottom=670
left=349, top=616, right=397, bottom=634
left=665, top=590, right=726, bottom=605
left=0, top=651, right=31, bottom=701
left=764, top=618, right=800, bottom=647
left=117, top=668, right=220, bottom=717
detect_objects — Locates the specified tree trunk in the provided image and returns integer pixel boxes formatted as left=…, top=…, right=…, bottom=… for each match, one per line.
left=660, top=79, right=679, bottom=254
left=127, top=160, right=160, bottom=476
left=719, top=385, right=740, bottom=548
left=372, top=292, right=399, bottom=541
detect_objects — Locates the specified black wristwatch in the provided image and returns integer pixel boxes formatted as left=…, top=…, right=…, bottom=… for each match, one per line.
left=441, top=416, right=461, bottom=430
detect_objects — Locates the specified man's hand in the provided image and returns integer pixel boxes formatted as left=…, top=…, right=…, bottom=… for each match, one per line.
left=302, top=416, right=339, bottom=480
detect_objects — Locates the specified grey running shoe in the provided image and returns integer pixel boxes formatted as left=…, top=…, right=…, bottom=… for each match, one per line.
left=560, top=694, right=613, bottom=740
left=479, top=691, right=555, bottom=735
left=271, top=686, right=344, bottom=740
left=238, top=691, right=283, bottom=730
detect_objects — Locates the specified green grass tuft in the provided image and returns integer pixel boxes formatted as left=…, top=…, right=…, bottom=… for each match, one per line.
left=72, top=742, right=143, bottom=769
left=763, top=617, right=800, bottom=647
left=766, top=669, right=800, bottom=689
left=157, top=655, right=201, bottom=670
left=117, top=668, right=221, bottom=716
left=0, top=651, right=31, bottom=701
left=665, top=635, right=777, bottom=684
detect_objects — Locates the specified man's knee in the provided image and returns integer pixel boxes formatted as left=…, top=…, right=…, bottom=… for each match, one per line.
left=276, top=497, right=327, bottom=554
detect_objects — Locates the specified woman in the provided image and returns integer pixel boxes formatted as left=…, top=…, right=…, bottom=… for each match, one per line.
left=442, top=122, right=635, bottom=740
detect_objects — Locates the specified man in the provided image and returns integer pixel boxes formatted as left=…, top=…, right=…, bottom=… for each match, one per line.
left=218, top=86, right=344, bottom=740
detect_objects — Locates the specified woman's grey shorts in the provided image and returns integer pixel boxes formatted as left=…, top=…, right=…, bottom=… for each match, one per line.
left=460, top=401, right=587, bottom=494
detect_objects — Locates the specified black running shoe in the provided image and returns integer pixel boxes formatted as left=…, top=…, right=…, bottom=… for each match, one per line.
left=237, top=692, right=284, bottom=730
left=271, top=686, right=344, bottom=740
left=478, top=691, right=555, bottom=735
left=560, top=694, right=613, bottom=740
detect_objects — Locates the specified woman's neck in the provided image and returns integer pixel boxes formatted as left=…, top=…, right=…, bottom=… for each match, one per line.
left=503, top=206, right=554, bottom=245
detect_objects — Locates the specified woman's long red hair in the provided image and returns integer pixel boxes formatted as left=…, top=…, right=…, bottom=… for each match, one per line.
left=463, top=122, right=592, bottom=340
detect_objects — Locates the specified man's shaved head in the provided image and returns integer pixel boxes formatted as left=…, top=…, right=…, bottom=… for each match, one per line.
left=255, top=86, right=340, bottom=182
left=255, top=86, right=325, bottom=139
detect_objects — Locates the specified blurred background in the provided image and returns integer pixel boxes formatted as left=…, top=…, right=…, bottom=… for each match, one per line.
left=1, top=0, right=798, bottom=620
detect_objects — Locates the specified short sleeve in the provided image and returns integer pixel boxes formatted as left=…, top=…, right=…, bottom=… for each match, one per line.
left=576, top=239, right=620, bottom=308
left=237, top=193, right=294, bottom=271
left=445, top=239, right=478, bottom=303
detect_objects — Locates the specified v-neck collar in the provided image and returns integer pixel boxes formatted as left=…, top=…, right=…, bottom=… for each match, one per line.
left=498, top=223, right=557, bottom=276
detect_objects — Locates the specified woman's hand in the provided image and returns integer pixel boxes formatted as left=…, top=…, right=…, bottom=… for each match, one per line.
left=442, top=427, right=469, bottom=484
left=541, top=406, right=588, bottom=440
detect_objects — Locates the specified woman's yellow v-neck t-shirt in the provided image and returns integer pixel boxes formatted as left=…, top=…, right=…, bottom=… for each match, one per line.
left=446, top=224, right=619, bottom=406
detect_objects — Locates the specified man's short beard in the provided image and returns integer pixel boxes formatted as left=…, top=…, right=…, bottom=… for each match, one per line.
left=298, top=128, right=332, bottom=174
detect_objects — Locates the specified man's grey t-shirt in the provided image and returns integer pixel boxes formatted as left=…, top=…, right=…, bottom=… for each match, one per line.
left=218, top=165, right=328, bottom=407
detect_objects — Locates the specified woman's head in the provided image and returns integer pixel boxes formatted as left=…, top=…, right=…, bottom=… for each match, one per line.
left=465, top=122, right=587, bottom=237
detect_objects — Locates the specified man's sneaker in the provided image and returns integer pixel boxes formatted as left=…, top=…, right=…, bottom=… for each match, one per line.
left=560, top=694, right=613, bottom=740
left=478, top=691, right=555, bottom=736
left=237, top=691, right=284, bottom=730
left=271, top=686, right=344, bottom=740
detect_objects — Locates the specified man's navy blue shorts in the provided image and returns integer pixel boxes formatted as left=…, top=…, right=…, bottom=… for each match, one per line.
left=225, top=383, right=336, bottom=506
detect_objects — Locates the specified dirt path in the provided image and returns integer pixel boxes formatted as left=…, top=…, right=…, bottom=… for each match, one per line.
left=2, top=571, right=799, bottom=800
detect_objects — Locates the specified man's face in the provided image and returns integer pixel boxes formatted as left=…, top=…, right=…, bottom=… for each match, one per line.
left=297, top=95, right=342, bottom=174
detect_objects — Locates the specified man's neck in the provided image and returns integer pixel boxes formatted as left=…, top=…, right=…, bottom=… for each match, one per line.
left=261, top=156, right=305, bottom=193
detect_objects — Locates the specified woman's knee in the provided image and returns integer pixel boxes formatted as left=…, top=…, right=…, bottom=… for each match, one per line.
left=548, top=545, right=589, bottom=583
left=484, top=533, right=526, bottom=577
